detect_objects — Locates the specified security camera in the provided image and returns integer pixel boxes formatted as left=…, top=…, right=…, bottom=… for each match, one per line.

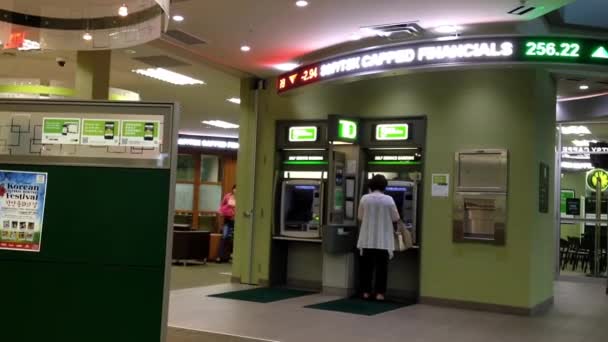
left=56, top=57, right=66, bottom=67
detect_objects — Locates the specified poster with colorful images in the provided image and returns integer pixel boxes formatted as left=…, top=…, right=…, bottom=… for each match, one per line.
left=42, top=117, right=81, bottom=145
left=81, top=119, right=120, bottom=146
left=0, top=170, right=48, bottom=252
left=120, top=120, right=160, bottom=147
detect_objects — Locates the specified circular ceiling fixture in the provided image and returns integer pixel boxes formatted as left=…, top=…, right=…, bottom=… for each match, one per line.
left=0, top=0, right=171, bottom=51
left=172, top=15, right=185, bottom=22
left=240, top=45, right=251, bottom=52
left=580, top=84, right=590, bottom=90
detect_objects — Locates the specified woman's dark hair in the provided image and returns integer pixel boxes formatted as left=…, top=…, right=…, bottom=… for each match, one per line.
left=369, top=174, right=388, bottom=192
left=232, top=185, right=236, bottom=190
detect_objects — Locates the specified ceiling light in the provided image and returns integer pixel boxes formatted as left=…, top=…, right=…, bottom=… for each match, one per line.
left=132, top=68, right=205, bottom=85
left=295, top=0, right=309, bottom=7
left=17, top=39, right=40, bottom=51
left=83, top=32, right=93, bottom=41
left=172, top=15, right=184, bottom=22
left=241, top=45, right=251, bottom=52
left=579, top=84, right=589, bottom=90
left=274, top=63, right=300, bottom=71
left=125, top=49, right=136, bottom=54
left=434, top=25, right=461, bottom=34
left=118, top=4, right=128, bottom=17
left=226, top=98, right=241, bottom=104
left=560, top=125, right=591, bottom=135
left=202, top=120, right=240, bottom=129
left=572, top=139, right=598, bottom=147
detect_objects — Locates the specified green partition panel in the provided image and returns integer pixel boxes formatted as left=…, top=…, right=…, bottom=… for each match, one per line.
left=0, top=164, right=171, bottom=342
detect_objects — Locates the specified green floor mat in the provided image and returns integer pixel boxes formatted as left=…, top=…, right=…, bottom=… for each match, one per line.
left=305, top=298, right=414, bottom=316
left=209, top=287, right=316, bottom=303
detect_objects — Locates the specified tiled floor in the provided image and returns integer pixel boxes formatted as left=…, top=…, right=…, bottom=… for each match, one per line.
left=168, top=278, right=608, bottom=342
left=170, top=262, right=233, bottom=290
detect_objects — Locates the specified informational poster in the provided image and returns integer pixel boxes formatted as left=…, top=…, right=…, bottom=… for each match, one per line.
left=121, top=120, right=160, bottom=147
left=0, top=170, right=48, bottom=252
left=81, top=119, right=120, bottom=146
left=42, top=117, right=81, bottom=145
left=431, top=173, right=449, bottom=197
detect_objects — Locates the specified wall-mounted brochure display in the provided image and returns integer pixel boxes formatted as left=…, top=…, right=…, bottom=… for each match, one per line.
left=81, top=119, right=120, bottom=146
left=121, top=120, right=161, bottom=147
left=0, top=170, right=48, bottom=252
left=42, top=117, right=81, bottom=145
left=277, top=36, right=608, bottom=93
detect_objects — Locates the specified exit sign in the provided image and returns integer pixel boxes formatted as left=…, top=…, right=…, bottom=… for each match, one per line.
left=376, top=124, right=409, bottom=141
left=289, top=126, right=318, bottom=142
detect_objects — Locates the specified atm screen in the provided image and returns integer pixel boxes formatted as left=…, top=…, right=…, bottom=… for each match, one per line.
left=385, top=186, right=407, bottom=213
left=285, top=185, right=316, bottom=222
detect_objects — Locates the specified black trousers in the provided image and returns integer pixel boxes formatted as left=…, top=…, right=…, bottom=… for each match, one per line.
left=360, top=248, right=389, bottom=295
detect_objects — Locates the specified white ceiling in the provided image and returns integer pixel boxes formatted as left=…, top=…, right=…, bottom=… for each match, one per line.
left=168, top=0, right=573, bottom=76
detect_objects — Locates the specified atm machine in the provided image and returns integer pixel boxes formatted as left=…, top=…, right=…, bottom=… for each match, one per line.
left=359, top=117, right=427, bottom=301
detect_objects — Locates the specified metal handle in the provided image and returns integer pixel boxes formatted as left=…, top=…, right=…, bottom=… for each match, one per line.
left=243, top=210, right=253, bottom=218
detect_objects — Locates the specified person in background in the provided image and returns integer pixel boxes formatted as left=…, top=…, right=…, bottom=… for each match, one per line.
left=217, top=185, right=236, bottom=263
left=357, top=174, right=400, bottom=301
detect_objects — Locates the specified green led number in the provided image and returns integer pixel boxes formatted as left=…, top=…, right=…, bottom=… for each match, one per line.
left=525, top=41, right=580, bottom=58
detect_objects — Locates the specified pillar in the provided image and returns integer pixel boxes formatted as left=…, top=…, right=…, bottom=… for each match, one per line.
left=75, top=50, right=111, bottom=100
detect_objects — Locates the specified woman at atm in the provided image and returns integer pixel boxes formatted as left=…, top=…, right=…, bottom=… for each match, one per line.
left=357, top=175, right=400, bottom=301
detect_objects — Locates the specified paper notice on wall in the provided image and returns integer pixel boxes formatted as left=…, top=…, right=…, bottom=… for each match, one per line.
left=81, top=119, right=120, bottom=146
left=346, top=160, right=357, bottom=175
left=0, top=170, right=48, bottom=252
left=431, top=173, right=449, bottom=198
left=42, top=117, right=81, bottom=145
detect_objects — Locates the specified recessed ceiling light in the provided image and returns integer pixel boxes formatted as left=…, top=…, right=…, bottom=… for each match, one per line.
left=434, top=25, right=461, bottom=34
left=226, top=98, right=241, bottom=104
left=202, top=120, right=240, bottom=129
left=579, top=84, right=590, bottom=90
left=125, top=49, right=136, bottom=54
left=118, top=4, right=129, bottom=17
left=172, top=15, right=184, bottom=22
left=241, top=45, right=251, bottom=52
left=83, top=32, right=93, bottom=41
left=295, top=0, right=309, bottom=7
left=274, top=63, right=300, bottom=71
left=132, top=68, right=205, bottom=85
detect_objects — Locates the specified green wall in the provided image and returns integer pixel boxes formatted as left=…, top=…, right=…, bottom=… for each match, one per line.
left=234, top=68, right=556, bottom=309
left=0, top=164, right=170, bottom=342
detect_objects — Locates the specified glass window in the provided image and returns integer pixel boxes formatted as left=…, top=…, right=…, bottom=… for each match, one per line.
left=175, top=183, right=195, bottom=211
left=200, top=155, right=220, bottom=182
left=177, top=154, right=195, bottom=181
left=199, top=184, right=222, bottom=212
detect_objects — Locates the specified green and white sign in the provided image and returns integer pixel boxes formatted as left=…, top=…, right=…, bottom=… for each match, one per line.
left=289, top=126, right=318, bottom=142
left=586, top=169, right=608, bottom=192
left=338, top=119, right=358, bottom=140
left=376, top=123, right=409, bottom=141
left=591, top=46, right=608, bottom=59
left=81, top=119, right=120, bottom=146
left=560, top=189, right=575, bottom=214
left=121, top=120, right=160, bottom=147
left=42, top=117, right=81, bottom=145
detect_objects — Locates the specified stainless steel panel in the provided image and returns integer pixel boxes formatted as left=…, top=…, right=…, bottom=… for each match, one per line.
left=453, top=192, right=507, bottom=244
left=456, top=149, right=508, bottom=192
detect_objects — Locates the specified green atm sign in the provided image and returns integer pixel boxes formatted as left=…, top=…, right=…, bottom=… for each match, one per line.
left=338, top=119, right=358, bottom=140
left=289, top=126, right=318, bottom=142
left=376, top=123, right=409, bottom=141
